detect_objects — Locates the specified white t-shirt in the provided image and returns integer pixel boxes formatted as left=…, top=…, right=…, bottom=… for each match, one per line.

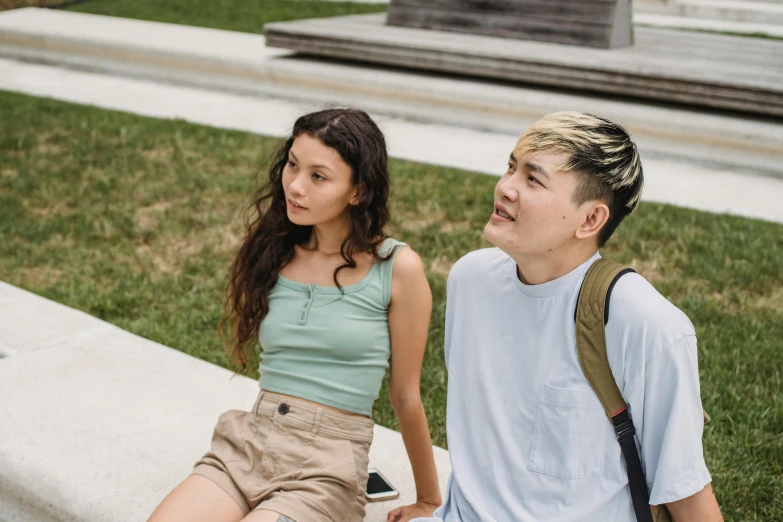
left=416, top=249, right=710, bottom=522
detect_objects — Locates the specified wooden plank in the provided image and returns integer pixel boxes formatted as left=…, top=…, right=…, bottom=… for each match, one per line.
left=387, top=6, right=611, bottom=47
left=263, top=15, right=783, bottom=116
left=389, top=0, right=615, bottom=23
left=387, top=0, right=631, bottom=48
left=274, top=16, right=781, bottom=87
left=268, top=32, right=783, bottom=114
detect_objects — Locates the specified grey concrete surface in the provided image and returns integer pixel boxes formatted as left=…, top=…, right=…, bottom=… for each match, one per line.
left=635, top=11, right=783, bottom=37
left=676, top=0, right=783, bottom=24
left=0, top=282, right=451, bottom=521
left=0, top=7, right=290, bottom=71
left=1, top=8, right=781, bottom=179
left=0, top=282, right=119, bottom=358
left=263, top=14, right=783, bottom=117
left=2, top=55, right=782, bottom=224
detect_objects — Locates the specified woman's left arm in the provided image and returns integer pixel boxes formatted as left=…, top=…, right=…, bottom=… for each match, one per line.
left=384, top=247, right=442, bottom=522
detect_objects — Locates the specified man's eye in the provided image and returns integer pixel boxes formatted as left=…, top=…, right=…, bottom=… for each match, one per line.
left=507, top=163, right=515, bottom=173
left=528, top=175, right=540, bottom=185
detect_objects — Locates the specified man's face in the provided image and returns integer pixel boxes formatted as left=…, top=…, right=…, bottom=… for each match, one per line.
left=483, top=151, right=587, bottom=258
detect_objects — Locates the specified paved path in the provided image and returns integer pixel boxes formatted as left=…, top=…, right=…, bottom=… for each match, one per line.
left=2, top=8, right=780, bottom=178
left=2, top=57, right=782, bottom=224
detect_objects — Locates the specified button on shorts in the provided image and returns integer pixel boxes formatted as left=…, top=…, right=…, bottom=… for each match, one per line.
left=193, top=390, right=374, bottom=522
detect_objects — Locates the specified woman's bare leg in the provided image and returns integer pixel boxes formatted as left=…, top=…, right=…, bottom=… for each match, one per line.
left=148, top=474, right=245, bottom=522
left=242, top=510, right=297, bottom=522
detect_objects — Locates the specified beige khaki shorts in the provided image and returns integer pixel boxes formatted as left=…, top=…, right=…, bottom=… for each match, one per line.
left=193, top=390, right=374, bottom=522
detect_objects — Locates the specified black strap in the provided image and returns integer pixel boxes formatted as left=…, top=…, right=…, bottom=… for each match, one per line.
left=608, top=270, right=655, bottom=522
left=573, top=267, right=636, bottom=325
left=574, top=262, right=656, bottom=521
left=613, top=409, right=653, bottom=522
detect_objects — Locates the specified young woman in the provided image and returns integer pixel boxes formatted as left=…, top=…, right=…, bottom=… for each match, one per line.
left=148, top=109, right=441, bottom=522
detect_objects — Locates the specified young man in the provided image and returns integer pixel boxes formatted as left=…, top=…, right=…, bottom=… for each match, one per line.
left=406, top=113, right=722, bottom=522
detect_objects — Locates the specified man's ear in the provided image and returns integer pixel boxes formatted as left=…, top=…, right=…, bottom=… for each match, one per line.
left=575, top=201, right=610, bottom=241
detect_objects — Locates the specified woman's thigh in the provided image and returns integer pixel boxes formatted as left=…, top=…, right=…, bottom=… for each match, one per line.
left=147, top=474, right=245, bottom=522
left=242, top=509, right=296, bottom=522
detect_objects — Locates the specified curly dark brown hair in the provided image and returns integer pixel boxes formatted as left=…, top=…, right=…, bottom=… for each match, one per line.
left=223, top=108, right=392, bottom=374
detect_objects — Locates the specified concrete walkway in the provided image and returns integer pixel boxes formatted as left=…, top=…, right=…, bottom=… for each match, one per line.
left=1, top=8, right=781, bottom=224
left=2, top=55, right=782, bottom=224
left=634, top=11, right=783, bottom=37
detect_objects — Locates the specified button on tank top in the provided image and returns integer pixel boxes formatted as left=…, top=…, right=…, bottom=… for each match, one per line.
left=257, top=238, right=407, bottom=415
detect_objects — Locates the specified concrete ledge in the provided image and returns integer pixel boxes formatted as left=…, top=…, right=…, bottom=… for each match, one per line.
left=0, top=282, right=119, bottom=357
left=635, top=11, right=783, bottom=38
left=3, top=57, right=783, bottom=226
left=263, top=14, right=783, bottom=118
left=0, top=8, right=781, bottom=178
left=677, top=0, right=783, bottom=24
left=0, top=282, right=451, bottom=521
left=0, top=8, right=290, bottom=74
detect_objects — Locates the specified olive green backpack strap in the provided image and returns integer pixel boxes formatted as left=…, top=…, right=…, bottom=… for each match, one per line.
left=575, top=259, right=666, bottom=522
left=575, top=259, right=634, bottom=421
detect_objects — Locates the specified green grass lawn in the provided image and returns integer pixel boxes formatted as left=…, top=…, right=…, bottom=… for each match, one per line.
left=0, top=0, right=67, bottom=10
left=63, top=0, right=386, bottom=34
left=1, top=91, right=781, bottom=520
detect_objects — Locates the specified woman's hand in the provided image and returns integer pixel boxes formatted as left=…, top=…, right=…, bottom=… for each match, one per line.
left=386, top=500, right=440, bottom=522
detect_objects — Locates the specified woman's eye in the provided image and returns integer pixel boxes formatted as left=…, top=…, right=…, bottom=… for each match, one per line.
left=313, top=173, right=325, bottom=181
left=287, top=160, right=297, bottom=169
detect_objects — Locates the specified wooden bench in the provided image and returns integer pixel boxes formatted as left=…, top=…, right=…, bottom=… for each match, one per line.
left=264, top=14, right=783, bottom=118
left=386, top=0, right=633, bottom=48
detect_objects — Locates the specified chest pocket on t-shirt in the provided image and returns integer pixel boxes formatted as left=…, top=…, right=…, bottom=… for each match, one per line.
left=527, top=383, right=612, bottom=479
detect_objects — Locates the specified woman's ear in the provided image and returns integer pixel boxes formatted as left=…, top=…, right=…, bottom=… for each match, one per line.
left=349, top=184, right=365, bottom=206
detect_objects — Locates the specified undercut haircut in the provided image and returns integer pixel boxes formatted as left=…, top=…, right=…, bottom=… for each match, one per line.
left=514, top=111, right=644, bottom=247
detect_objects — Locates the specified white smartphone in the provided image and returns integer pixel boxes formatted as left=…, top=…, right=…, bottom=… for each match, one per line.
left=365, top=468, right=400, bottom=502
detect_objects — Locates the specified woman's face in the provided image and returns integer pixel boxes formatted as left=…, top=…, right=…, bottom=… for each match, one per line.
left=282, top=134, right=358, bottom=227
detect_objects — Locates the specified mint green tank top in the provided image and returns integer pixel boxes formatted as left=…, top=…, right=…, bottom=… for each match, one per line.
left=257, top=238, right=407, bottom=415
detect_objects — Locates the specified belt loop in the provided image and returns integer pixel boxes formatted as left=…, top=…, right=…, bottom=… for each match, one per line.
left=311, top=408, right=323, bottom=437
left=253, top=390, right=265, bottom=415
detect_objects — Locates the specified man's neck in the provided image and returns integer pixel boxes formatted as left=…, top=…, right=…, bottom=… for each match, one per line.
left=512, top=246, right=599, bottom=286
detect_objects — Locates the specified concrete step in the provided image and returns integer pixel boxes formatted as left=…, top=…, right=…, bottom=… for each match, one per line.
left=1, top=8, right=781, bottom=180
left=634, top=11, right=783, bottom=38
left=263, top=13, right=783, bottom=118
left=677, top=0, right=783, bottom=24
left=3, top=56, right=782, bottom=231
left=0, top=281, right=452, bottom=522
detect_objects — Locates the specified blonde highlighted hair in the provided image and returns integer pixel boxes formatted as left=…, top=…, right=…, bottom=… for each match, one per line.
left=515, top=111, right=644, bottom=246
